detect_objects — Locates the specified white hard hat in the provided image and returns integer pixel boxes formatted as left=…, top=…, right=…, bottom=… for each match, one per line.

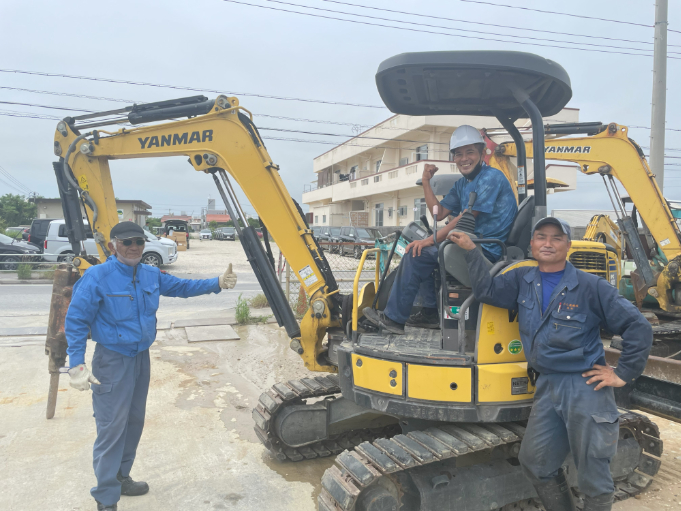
left=450, top=125, right=485, bottom=152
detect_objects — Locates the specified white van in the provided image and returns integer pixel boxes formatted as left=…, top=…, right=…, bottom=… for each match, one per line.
left=43, top=220, right=178, bottom=267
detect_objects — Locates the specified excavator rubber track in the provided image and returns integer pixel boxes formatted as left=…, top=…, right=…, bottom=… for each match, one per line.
left=252, top=375, right=400, bottom=461
left=318, top=410, right=662, bottom=511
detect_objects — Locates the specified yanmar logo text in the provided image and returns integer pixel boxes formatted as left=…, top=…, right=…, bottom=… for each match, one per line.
left=545, top=146, right=591, bottom=154
left=138, top=130, right=213, bottom=149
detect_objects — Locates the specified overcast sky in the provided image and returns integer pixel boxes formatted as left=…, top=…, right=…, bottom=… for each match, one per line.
left=1, top=0, right=679, bottom=219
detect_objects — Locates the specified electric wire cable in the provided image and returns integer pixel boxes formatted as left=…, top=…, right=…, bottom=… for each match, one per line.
left=320, top=0, right=679, bottom=47
left=221, top=0, right=680, bottom=58
left=260, top=0, right=673, bottom=54
left=457, top=0, right=678, bottom=33
left=0, top=69, right=385, bottom=109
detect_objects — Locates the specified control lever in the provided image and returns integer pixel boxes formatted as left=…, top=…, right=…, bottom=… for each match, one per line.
left=420, top=215, right=433, bottom=235
left=457, top=192, right=478, bottom=234
left=432, top=205, right=439, bottom=248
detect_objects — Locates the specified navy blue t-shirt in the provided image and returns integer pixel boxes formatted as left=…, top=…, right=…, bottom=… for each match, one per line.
left=540, top=270, right=565, bottom=314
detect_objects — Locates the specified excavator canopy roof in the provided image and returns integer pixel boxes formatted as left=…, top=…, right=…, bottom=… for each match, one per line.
left=376, top=51, right=572, bottom=119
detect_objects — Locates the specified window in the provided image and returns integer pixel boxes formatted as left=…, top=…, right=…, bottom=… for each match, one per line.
left=361, top=179, right=369, bottom=186
left=416, top=144, right=428, bottom=161
left=398, top=205, right=408, bottom=217
left=341, top=227, right=351, bottom=236
left=322, top=215, right=327, bottom=223
left=350, top=182, right=357, bottom=188
left=388, top=170, right=398, bottom=179
left=350, top=165, right=358, bottom=180
left=399, top=156, right=409, bottom=166
left=373, top=175, right=382, bottom=183
left=330, top=227, right=341, bottom=236
left=375, top=159, right=382, bottom=173
left=315, top=215, right=318, bottom=224
left=414, top=198, right=427, bottom=225
left=375, top=203, right=384, bottom=227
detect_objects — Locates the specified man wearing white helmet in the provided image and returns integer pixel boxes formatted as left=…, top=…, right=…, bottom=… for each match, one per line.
left=364, top=125, right=517, bottom=333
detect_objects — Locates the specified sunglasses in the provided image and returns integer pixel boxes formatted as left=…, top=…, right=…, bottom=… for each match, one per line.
left=117, top=238, right=145, bottom=246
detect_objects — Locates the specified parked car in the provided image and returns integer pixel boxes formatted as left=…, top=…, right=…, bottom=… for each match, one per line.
left=5, top=226, right=30, bottom=240
left=338, top=226, right=382, bottom=258
left=27, top=218, right=56, bottom=251
left=162, top=219, right=190, bottom=249
left=43, top=220, right=178, bottom=267
left=220, top=227, right=236, bottom=241
left=254, top=227, right=264, bottom=239
left=0, top=232, right=41, bottom=270
left=200, top=229, right=212, bottom=240
left=316, top=226, right=342, bottom=253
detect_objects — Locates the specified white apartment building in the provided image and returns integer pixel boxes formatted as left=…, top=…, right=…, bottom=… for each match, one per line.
left=302, top=110, right=580, bottom=228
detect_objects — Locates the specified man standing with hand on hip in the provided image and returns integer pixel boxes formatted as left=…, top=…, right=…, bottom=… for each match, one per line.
left=66, top=221, right=237, bottom=511
left=449, top=217, right=652, bottom=511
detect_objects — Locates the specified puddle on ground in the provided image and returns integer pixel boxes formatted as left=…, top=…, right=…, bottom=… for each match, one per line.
left=263, top=451, right=335, bottom=502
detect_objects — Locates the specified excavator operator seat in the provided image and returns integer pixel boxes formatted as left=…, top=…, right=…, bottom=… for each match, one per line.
left=505, top=195, right=535, bottom=260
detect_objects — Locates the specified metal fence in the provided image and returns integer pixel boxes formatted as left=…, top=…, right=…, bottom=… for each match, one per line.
left=276, top=241, right=402, bottom=312
left=0, top=253, right=59, bottom=275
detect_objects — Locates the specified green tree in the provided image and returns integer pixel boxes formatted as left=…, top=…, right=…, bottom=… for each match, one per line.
left=0, top=194, right=37, bottom=226
left=146, top=217, right=162, bottom=228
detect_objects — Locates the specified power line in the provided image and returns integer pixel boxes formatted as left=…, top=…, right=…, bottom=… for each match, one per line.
left=0, top=164, right=33, bottom=195
left=0, top=99, right=447, bottom=146
left=0, top=68, right=385, bottom=109
left=222, top=0, right=674, bottom=59
left=457, top=0, right=673, bottom=31
left=320, top=0, right=680, bottom=47
left=272, top=0, right=674, bottom=54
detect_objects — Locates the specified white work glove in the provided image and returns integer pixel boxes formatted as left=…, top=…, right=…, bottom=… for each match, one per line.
left=68, top=364, right=101, bottom=391
left=219, top=263, right=237, bottom=289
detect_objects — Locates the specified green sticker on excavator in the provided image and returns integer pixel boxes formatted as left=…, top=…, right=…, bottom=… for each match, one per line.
left=508, top=340, right=523, bottom=354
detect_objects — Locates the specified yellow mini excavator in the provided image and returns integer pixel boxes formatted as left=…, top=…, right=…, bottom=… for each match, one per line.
left=44, top=51, right=680, bottom=511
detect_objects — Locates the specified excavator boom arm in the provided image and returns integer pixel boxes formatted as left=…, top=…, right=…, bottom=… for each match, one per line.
left=54, top=95, right=339, bottom=372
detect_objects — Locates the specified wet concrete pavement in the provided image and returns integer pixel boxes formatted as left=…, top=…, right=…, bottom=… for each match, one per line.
left=0, top=322, right=332, bottom=511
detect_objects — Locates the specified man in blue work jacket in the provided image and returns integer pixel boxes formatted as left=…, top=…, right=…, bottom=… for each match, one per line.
left=364, top=125, right=517, bottom=334
left=449, top=217, right=652, bottom=511
left=65, top=221, right=237, bottom=511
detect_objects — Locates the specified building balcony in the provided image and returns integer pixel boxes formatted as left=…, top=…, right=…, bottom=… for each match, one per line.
left=302, top=160, right=459, bottom=205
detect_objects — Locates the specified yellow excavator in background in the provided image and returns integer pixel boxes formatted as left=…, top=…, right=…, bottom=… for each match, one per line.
left=43, top=52, right=679, bottom=511
left=493, top=123, right=681, bottom=314
left=583, top=214, right=623, bottom=260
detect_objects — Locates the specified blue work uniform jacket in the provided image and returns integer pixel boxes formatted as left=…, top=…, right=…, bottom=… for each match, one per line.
left=66, top=256, right=221, bottom=367
left=465, top=250, right=652, bottom=384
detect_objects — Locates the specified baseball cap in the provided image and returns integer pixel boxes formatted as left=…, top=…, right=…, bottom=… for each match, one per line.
left=531, top=217, right=572, bottom=241
left=110, top=221, right=146, bottom=240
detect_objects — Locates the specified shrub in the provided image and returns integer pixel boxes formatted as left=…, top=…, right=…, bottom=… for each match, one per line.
left=42, top=264, right=58, bottom=280
left=248, top=293, right=269, bottom=309
left=236, top=293, right=250, bottom=324
left=17, top=263, right=32, bottom=280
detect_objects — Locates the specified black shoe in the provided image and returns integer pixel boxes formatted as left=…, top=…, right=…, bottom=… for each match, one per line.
left=532, top=469, right=576, bottom=511
left=582, top=492, right=613, bottom=511
left=117, top=472, right=150, bottom=497
left=96, top=502, right=117, bottom=511
left=406, top=309, right=440, bottom=329
left=363, top=308, right=405, bottom=335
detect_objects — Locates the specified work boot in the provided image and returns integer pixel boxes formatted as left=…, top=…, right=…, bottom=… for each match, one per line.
left=582, top=492, right=614, bottom=511
left=406, top=308, right=439, bottom=329
left=532, top=469, right=576, bottom=511
left=96, top=502, right=117, bottom=511
left=363, top=308, right=405, bottom=335
left=117, top=471, right=150, bottom=496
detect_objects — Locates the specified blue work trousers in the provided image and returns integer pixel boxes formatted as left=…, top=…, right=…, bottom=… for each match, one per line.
left=384, top=245, right=439, bottom=324
left=90, top=343, right=150, bottom=505
left=518, top=372, right=620, bottom=497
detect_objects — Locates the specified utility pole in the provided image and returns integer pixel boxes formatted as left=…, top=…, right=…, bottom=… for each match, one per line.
left=650, top=0, right=668, bottom=192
